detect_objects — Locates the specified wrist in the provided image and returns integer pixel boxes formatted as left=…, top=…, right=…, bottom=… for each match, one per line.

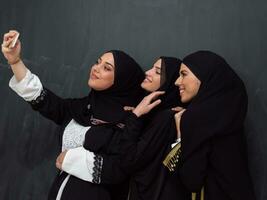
left=132, top=109, right=142, bottom=117
left=8, top=57, right=21, bottom=65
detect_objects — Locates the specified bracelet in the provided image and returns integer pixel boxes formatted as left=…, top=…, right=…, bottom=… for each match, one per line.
left=8, top=57, right=21, bottom=65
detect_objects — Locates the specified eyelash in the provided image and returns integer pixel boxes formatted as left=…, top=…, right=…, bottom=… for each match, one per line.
left=181, top=72, right=187, bottom=77
left=104, top=66, right=111, bottom=71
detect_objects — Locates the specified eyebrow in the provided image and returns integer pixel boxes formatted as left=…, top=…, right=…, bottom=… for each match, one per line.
left=105, top=62, right=115, bottom=68
left=155, top=66, right=161, bottom=70
left=99, top=57, right=115, bottom=68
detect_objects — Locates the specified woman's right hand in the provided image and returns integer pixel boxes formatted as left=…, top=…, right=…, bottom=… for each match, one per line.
left=132, top=91, right=165, bottom=117
left=1, top=30, right=21, bottom=64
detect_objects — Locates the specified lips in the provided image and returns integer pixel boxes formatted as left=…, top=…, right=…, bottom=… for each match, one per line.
left=179, top=87, right=185, bottom=95
left=143, top=76, right=152, bottom=83
left=90, top=72, right=99, bottom=79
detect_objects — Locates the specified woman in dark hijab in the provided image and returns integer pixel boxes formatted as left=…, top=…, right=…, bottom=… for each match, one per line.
left=167, top=50, right=256, bottom=200
left=59, top=57, right=191, bottom=200
left=2, top=30, right=145, bottom=200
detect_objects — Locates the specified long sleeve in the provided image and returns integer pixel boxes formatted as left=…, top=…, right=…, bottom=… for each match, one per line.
left=9, top=69, right=89, bottom=126
left=178, top=141, right=210, bottom=192
left=120, top=110, right=177, bottom=170
left=62, top=147, right=103, bottom=184
left=9, top=69, right=43, bottom=101
left=62, top=110, right=176, bottom=185
left=100, top=110, right=177, bottom=184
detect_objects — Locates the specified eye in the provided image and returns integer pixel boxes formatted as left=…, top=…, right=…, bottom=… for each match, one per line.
left=180, top=71, right=187, bottom=77
left=104, top=65, right=112, bottom=71
left=155, top=67, right=161, bottom=75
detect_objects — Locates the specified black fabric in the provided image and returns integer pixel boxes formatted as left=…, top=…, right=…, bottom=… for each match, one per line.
left=31, top=50, right=145, bottom=127
left=88, top=50, right=145, bottom=124
left=29, top=50, right=145, bottom=200
left=99, top=57, right=191, bottom=200
left=177, top=51, right=256, bottom=199
left=157, top=56, right=182, bottom=110
left=124, top=110, right=191, bottom=200
left=141, top=57, right=183, bottom=122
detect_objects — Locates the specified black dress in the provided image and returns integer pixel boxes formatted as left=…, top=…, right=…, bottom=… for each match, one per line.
left=93, top=57, right=191, bottom=200
left=172, top=51, right=256, bottom=200
left=25, top=50, right=145, bottom=200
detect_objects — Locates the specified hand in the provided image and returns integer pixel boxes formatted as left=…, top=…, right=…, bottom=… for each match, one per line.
left=1, top=30, right=21, bottom=64
left=171, top=106, right=184, bottom=112
left=56, top=150, right=68, bottom=170
left=132, top=91, right=165, bottom=117
left=174, top=109, right=186, bottom=138
left=124, top=106, right=135, bottom=111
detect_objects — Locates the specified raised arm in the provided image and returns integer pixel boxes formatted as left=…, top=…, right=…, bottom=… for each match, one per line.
left=2, top=30, right=88, bottom=125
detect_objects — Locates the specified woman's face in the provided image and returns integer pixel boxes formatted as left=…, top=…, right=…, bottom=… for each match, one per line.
left=141, top=59, right=162, bottom=92
left=175, top=63, right=201, bottom=103
left=88, top=52, right=115, bottom=91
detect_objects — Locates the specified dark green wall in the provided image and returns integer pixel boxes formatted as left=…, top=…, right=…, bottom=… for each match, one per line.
left=0, top=0, right=266, bottom=199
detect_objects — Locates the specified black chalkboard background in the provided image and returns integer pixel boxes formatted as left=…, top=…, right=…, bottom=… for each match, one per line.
left=0, top=0, right=266, bottom=199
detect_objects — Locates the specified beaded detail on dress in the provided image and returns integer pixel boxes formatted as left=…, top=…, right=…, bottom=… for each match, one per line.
left=30, top=89, right=47, bottom=105
left=91, top=154, right=104, bottom=184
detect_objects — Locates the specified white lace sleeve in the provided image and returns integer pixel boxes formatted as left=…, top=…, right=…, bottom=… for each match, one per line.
left=62, top=147, right=103, bottom=184
left=9, top=69, right=43, bottom=101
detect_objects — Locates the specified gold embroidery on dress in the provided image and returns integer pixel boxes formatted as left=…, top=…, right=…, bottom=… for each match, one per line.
left=163, top=142, right=181, bottom=171
left=192, top=187, right=204, bottom=200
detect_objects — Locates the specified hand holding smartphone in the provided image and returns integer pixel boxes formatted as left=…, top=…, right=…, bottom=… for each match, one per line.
left=9, top=32, right=20, bottom=48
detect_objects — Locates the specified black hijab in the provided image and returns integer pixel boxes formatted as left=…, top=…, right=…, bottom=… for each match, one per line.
left=74, top=50, right=145, bottom=126
left=145, top=57, right=183, bottom=118
left=158, top=57, right=183, bottom=110
left=180, top=50, right=248, bottom=159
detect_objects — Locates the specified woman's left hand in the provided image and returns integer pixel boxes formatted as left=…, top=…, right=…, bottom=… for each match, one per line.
left=56, top=150, right=68, bottom=170
left=173, top=109, right=186, bottom=138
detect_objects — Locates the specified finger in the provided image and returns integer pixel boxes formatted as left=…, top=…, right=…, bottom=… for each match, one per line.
left=123, top=106, right=134, bottom=111
left=148, top=99, right=161, bottom=109
left=3, top=32, right=15, bottom=42
left=1, top=46, right=13, bottom=53
left=9, top=30, right=19, bottom=34
left=3, top=33, right=10, bottom=41
left=56, top=155, right=60, bottom=163
left=171, top=106, right=184, bottom=112
left=56, top=161, right=61, bottom=169
left=174, top=109, right=186, bottom=117
left=4, top=38, right=14, bottom=47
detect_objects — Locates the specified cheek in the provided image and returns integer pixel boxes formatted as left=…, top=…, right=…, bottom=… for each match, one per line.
left=151, top=76, right=161, bottom=90
left=188, top=80, right=200, bottom=96
left=101, top=72, right=114, bottom=87
left=103, top=72, right=114, bottom=85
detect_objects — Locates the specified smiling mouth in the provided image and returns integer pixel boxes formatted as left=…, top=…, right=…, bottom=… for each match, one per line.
left=143, top=77, right=152, bottom=83
left=90, top=72, right=99, bottom=79
left=179, top=88, right=185, bottom=94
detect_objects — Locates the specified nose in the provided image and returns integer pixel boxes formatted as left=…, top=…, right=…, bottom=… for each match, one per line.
left=175, top=76, right=182, bottom=86
left=145, top=68, right=153, bottom=76
left=92, top=64, right=100, bottom=73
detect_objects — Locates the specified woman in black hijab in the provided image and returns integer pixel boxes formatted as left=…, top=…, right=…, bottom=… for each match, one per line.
left=168, top=50, right=256, bottom=200
left=63, top=57, right=191, bottom=200
left=3, top=30, right=145, bottom=200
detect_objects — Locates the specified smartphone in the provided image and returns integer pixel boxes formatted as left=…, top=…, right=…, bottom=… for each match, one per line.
left=9, top=33, right=20, bottom=48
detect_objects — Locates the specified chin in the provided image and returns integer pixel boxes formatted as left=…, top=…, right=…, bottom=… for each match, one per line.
left=141, top=83, right=152, bottom=92
left=88, top=80, right=99, bottom=90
